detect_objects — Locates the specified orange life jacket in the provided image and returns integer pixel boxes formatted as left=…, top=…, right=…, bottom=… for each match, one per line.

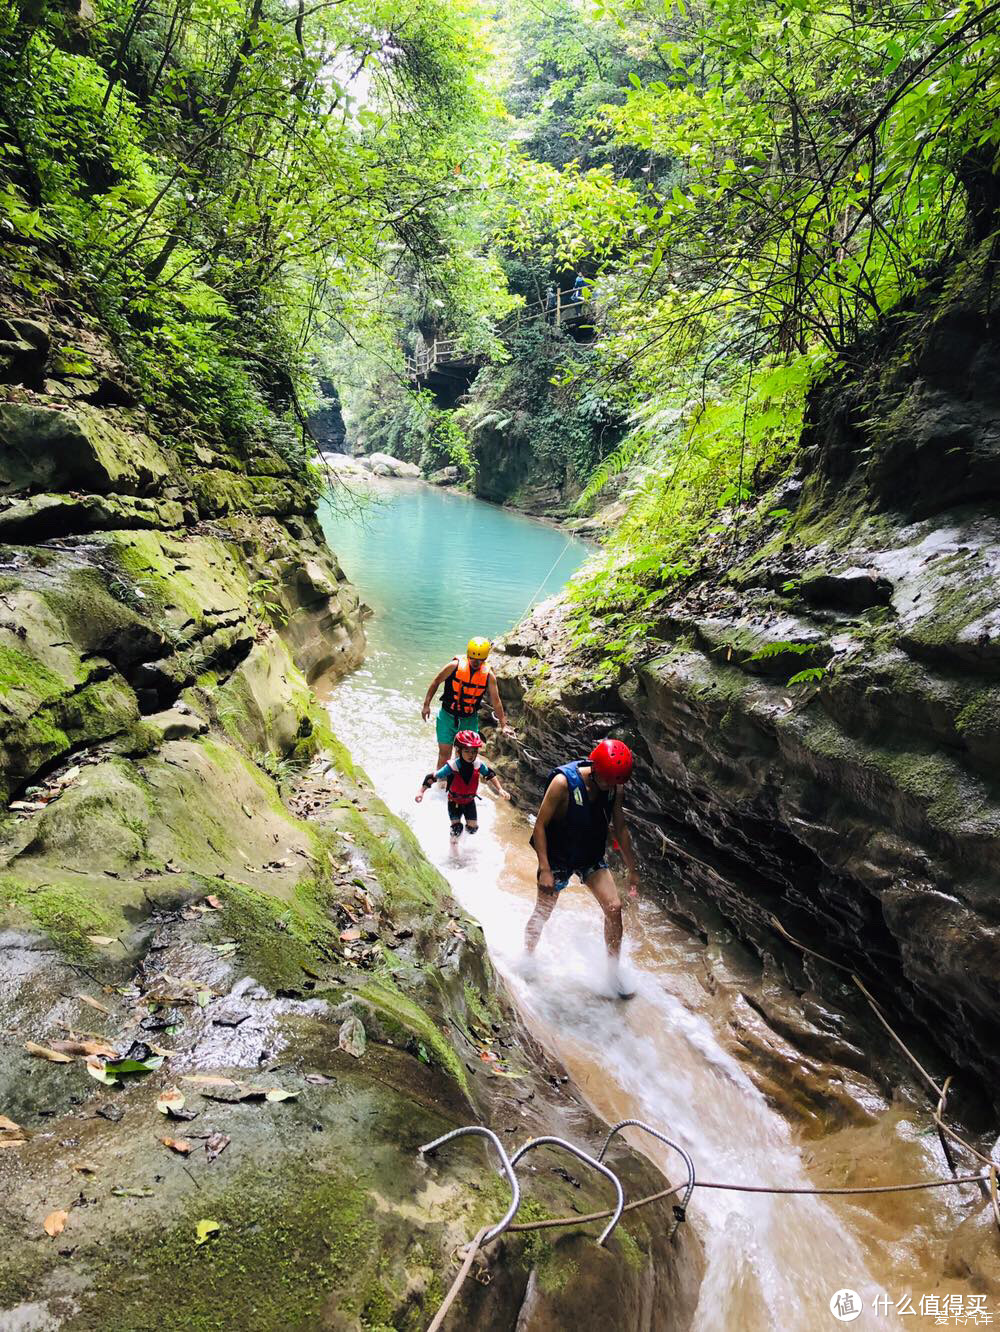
left=442, top=658, right=489, bottom=717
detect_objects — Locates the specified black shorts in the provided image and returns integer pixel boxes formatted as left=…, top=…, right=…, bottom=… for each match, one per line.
left=545, top=859, right=609, bottom=892
left=448, top=800, right=478, bottom=825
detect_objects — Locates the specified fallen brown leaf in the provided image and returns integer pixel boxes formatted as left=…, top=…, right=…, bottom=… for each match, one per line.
left=76, top=994, right=112, bottom=1016
left=339, top=927, right=361, bottom=943
left=180, top=1074, right=237, bottom=1088
left=160, top=1137, right=192, bottom=1155
left=0, top=1114, right=26, bottom=1147
left=205, top=1133, right=230, bottom=1162
left=156, top=1088, right=186, bottom=1115
left=86, top=935, right=115, bottom=946
left=205, top=895, right=223, bottom=910
left=43, top=1210, right=68, bottom=1237
left=24, top=1041, right=73, bottom=1064
left=50, top=1039, right=116, bottom=1059
left=71, top=1162, right=99, bottom=1174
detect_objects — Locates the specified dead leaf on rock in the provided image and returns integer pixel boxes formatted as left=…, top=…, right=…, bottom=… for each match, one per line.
left=160, top=1137, right=192, bottom=1155
left=76, top=994, right=111, bottom=1016
left=71, top=1162, right=99, bottom=1175
left=0, top=1114, right=26, bottom=1147
left=24, top=1041, right=73, bottom=1064
left=145, top=1043, right=177, bottom=1058
left=181, top=1074, right=238, bottom=1088
left=338, top=1015, right=366, bottom=1059
left=205, top=895, right=223, bottom=910
left=205, top=1133, right=230, bottom=1162
left=263, top=1087, right=298, bottom=1102
left=50, top=1039, right=115, bottom=1059
left=86, top=935, right=115, bottom=947
left=304, top=1073, right=332, bottom=1085
left=156, top=1088, right=186, bottom=1115
left=43, top=1210, right=68, bottom=1238
left=339, top=927, right=361, bottom=943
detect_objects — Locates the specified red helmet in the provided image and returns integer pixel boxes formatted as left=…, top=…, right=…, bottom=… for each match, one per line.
left=589, top=738, right=633, bottom=784
left=454, top=730, right=483, bottom=750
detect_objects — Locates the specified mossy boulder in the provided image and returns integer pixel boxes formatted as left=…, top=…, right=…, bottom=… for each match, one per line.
left=0, top=403, right=170, bottom=496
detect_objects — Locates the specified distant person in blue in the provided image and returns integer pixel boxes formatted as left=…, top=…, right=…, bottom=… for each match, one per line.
left=545, top=284, right=557, bottom=324
left=524, top=739, right=639, bottom=996
left=415, top=730, right=510, bottom=839
left=572, top=272, right=586, bottom=303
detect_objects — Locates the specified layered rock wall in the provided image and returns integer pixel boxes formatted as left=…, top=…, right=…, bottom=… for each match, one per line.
left=493, top=254, right=1000, bottom=1104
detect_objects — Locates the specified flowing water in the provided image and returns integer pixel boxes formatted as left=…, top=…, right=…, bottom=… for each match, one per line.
left=319, top=479, right=984, bottom=1331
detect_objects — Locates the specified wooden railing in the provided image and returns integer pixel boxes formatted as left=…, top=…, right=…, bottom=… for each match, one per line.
left=404, top=286, right=596, bottom=382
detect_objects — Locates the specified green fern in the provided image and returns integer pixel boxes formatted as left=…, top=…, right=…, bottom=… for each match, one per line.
left=748, top=640, right=814, bottom=661
left=788, top=666, right=827, bottom=685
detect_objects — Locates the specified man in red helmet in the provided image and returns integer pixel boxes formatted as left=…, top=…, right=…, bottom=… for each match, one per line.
left=525, top=738, right=639, bottom=996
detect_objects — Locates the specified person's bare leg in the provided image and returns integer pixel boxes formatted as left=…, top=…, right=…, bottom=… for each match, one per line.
left=524, top=886, right=559, bottom=953
left=585, top=868, right=622, bottom=956
left=436, top=742, right=451, bottom=770
left=587, top=868, right=633, bottom=996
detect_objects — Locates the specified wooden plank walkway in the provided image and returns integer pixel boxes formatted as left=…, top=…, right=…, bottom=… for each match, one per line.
left=404, top=286, right=595, bottom=382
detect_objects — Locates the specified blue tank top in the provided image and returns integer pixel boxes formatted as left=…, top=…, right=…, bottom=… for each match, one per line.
left=540, top=760, right=613, bottom=870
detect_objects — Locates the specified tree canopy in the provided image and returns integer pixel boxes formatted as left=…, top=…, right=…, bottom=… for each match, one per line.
left=3, top=0, right=999, bottom=588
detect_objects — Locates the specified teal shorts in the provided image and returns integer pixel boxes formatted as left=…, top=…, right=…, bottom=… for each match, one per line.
left=436, top=709, right=480, bottom=746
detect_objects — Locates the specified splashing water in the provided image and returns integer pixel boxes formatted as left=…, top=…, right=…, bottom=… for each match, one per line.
left=321, top=479, right=977, bottom=1330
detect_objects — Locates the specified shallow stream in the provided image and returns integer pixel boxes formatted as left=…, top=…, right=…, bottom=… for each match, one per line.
left=319, top=479, right=983, bottom=1331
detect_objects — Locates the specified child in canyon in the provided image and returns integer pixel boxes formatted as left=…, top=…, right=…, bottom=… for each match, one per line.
left=415, top=730, right=510, bottom=838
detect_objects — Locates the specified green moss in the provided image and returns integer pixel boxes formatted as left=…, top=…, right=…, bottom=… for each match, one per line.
left=536, top=1244, right=579, bottom=1295
left=73, top=1162, right=377, bottom=1332
left=463, top=978, right=501, bottom=1032
left=336, top=806, right=446, bottom=908
left=323, top=731, right=362, bottom=781
left=614, top=1225, right=644, bottom=1272
left=904, top=564, right=997, bottom=650
left=361, top=1266, right=399, bottom=1330
left=200, top=875, right=336, bottom=990
left=955, top=690, right=1000, bottom=741
left=0, top=644, right=65, bottom=701
left=43, top=567, right=150, bottom=655
left=359, top=974, right=470, bottom=1097
left=110, top=530, right=251, bottom=629
left=0, top=874, right=114, bottom=960
left=802, top=712, right=979, bottom=831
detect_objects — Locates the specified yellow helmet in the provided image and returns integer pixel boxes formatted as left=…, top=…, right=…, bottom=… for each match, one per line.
left=467, top=636, right=491, bottom=662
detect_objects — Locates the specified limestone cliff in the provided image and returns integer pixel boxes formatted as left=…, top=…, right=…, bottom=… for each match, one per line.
left=0, top=300, right=700, bottom=1327
left=492, top=249, right=1000, bottom=1109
